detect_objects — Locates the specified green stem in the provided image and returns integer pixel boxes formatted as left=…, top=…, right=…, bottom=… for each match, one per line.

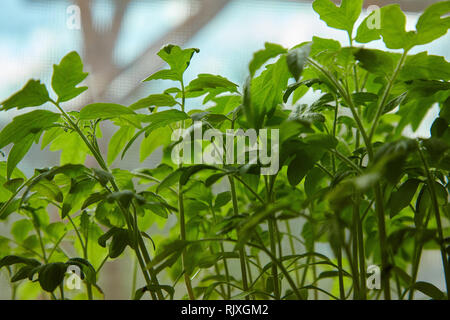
left=355, top=196, right=367, bottom=300
left=417, top=145, right=450, bottom=298
left=374, top=183, right=391, bottom=299
left=67, top=214, right=93, bottom=300
left=50, top=99, right=162, bottom=299
left=178, top=80, right=195, bottom=300
left=229, top=177, right=250, bottom=298
left=286, top=221, right=301, bottom=286
left=209, top=207, right=231, bottom=298
left=368, top=51, right=409, bottom=142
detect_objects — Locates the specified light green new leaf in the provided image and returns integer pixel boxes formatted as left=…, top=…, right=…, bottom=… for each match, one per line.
left=247, top=56, right=290, bottom=129
left=356, top=3, right=450, bottom=50
left=7, top=133, right=35, bottom=180
left=378, top=5, right=416, bottom=50
left=249, top=42, right=287, bottom=76
left=399, top=52, right=450, bottom=81
left=140, top=109, right=189, bottom=124
left=140, top=126, right=171, bottom=162
left=79, top=103, right=136, bottom=120
left=185, top=74, right=238, bottom=94
left=313, top=0, right=363, bottom=36
left=129, top=94, right=177, bottom=110
left=11, top=219, right=34, bottom=242
left=415, top=1, right=450, bottom=46
left=52, top=51, right=88, bottom=102
left=356, top=5, right=414, bottom=49
left=143, top=69, right=179, bottom=82
left=0, top=110, right=60, bottom=149
left=50, top=131, right=90, bottom=165
left=0, top=80, right=50, bottom=111
left=108, top=126, right=136, bottom=165
left=147, top=45, right=199, bottom=82
left=121, top=110, right=188, bottom=159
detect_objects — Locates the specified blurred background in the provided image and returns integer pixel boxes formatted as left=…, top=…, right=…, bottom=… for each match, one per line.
left=0, top=0, right=449, bottom=299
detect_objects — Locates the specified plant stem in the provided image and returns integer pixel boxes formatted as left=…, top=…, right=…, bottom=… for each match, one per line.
left=286, top=221, right=301, bottom=286
left=368, top=51, right=409, bottom=142
left=229, top=177, right=250, bottom=298
left=178, top=80, right=195, bottom=300
left=50, top=99, right=162, bottom=299
left=67, top=214, right=93, bottom=300
left=417, top=145, right=450, bottom=299
left=355, top=196, right=367, bottom=300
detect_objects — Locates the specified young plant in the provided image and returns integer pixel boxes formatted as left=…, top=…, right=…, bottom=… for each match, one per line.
left=0, top=0, right=449, bottom=300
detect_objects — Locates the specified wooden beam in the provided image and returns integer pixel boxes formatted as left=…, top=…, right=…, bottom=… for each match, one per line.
left=105, top=0, right=232, bottom=103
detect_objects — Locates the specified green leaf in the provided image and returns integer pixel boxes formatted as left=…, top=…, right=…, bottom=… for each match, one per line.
left=38, top=262, right=68, bottom=292
left=180, top=165, right=217, bottom=185
left=45, top=222, right=67, bottom=241
left=0, top=255, right=41, bottom=269
left=312, top=0, right=363, bottom=35
left=11, top=220, right=33, bottom=243
left=79, top=103, right=136, bottom=120
left=141, top=109, right=189, bottom=124
left=357, top=2, right=450, bottom=49
left=411, top=281, right=446, bottom=300
left=214, top=191, right=231, bottom=210
left=2, top=175, right=25, bottom=195
left=50, top=131, right=90, bottom=165
left=147, top=240, right=190, bottom=270
left=134, top=285, right=175, bottom=300
left=143, top=69, right=179, bottom=82
left=249, top=42, right=287, bottom=77
left=1, top=80, right=50, bottom=111
left=121, top=110, right=189, bottom=159
left=284, top=135, right=336, bottom=186
left=98, top=227, right=133, bottom=258
left=286, top=44, right=311, bottom=81
left=6, top=133, right=35, bottom=180
left=399, top=52, right=450, bottom=81
left=353, top=48, right=397, bottom=77
left=129, top=94, right=177, bottom=110
left=11, top=265, right=35, bottom=282
left=61, top=178, right=96, bottom=218
left=247, top=56, right=290, bottom=129
left=52, top=51, right=88, bottom=102
left=145, top=45, right=199, bottom=82
left=389, top=179, right=421, bottom=217
left=287, top=152, right=316, bottom=187
left=284, top=79, right=321, bottom=103
left=415, top=1, right=450, bottom=46
left=66, top=257, right=97, bottom=284
left=33, top=180, right=64, bottom=203
left=351, top=92, right=378, bottom=105
left=356, top=5, right=416, bottom=50
left=107, top=126, right=135, bottom=165
left=186, top=74, right=238, bottom=93
left=140, top=126, right=171, bottom=162
left=0, top=110, right=60, bottom=149
left=288, top=104, right=325, bottom=125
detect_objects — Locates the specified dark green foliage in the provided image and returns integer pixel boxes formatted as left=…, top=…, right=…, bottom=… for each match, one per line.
left=0, top=0, right=449, bottom=301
